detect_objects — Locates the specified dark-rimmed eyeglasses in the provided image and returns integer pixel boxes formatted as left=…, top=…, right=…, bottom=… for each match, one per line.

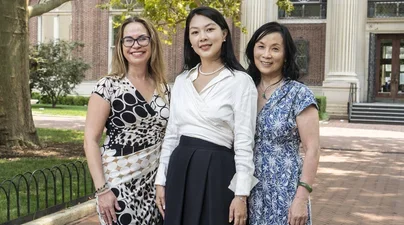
left=121, top=35, right=151, bottom=47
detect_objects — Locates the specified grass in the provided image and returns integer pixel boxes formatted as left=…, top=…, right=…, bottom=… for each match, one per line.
left=36, top=128, right=105, bottom=145
left=0, top=128, right=96, bottom=224
left=0, top=158, right=94, bottom=223
left=37, top=128, right=85, bottom=144
left=31, top=104, right=87, bottom=117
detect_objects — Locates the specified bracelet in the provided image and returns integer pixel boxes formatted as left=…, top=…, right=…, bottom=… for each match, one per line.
left=96, top=188, right=111, bottom=197
left=94, top=182, right=110, bottom=196
left=298, top=181, right=313, bottom=193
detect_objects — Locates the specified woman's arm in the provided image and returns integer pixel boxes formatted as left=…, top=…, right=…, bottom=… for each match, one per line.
left=288, top=105, right=320, bottom=225
left=84, top=94, right=110, bottom=189
left=84, top=93, right=120, bottom=224
left=155, top=80, right=180, bottom=218
left=229, top=76, right=258, bottom=225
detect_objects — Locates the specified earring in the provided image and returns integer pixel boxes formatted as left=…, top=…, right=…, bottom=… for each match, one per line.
left=223, top=39, right=226, bottom=42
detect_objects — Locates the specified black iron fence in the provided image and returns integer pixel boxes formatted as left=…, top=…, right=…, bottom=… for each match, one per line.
left=0, top=160, right=94, bottom=225
left=368, top=0, right=404, bottom=18
left=279, top=1, right=327, bottom=19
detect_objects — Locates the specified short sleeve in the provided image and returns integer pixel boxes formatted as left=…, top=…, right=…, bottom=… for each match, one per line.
left=293, top=85, right=319, bottom=118
left=92, top=77, right=114, bottom=103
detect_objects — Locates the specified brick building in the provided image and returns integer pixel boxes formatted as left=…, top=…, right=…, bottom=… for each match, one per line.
left=29, top=0, right=404, bottom=120
left=28, top=0, right=240, bottom=93
left=242, top=0, right=404, bottom=121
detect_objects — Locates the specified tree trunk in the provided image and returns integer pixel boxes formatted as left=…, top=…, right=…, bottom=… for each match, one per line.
left=0, top=0, right=40, bottom=148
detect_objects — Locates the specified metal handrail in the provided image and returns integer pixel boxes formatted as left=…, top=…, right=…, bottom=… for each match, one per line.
left=0, top=160, right=94, bottom=225
left=348, top=83, right=358, bottom=121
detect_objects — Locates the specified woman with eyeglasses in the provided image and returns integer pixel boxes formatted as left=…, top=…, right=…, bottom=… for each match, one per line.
left=84, top=17, right=169, bottom=225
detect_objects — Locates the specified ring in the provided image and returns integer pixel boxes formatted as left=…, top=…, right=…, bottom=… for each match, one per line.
left=100, top=212, right=105, bottom=215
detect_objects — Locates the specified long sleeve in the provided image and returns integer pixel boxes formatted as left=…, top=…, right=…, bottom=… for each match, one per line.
left=155, top=80, right=180, bottom=186
left=228, top=76, right=259, bottom=196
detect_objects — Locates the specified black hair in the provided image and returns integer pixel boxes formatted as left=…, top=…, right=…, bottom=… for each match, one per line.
left=183, top=6, right=245, bottom=72
left=245, top=21, right=300, bottom=85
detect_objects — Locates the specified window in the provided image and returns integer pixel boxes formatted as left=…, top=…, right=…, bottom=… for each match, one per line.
left=368, top=0, right=404, bottom=18
left=37, top=2, right=72, bottom=42
left=295, top=39, right=309, bottom=75
left=279, top=0, right=327, bottom=19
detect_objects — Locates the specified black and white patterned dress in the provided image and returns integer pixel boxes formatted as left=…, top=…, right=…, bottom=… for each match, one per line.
left=92, top=76, right=169, bottom=225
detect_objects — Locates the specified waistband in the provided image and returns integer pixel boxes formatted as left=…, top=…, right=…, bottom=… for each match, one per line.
left=178, top=135, right=233, bottom=153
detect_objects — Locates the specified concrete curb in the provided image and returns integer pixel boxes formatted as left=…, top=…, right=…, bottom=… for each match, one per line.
left=23, top=199, right=96, bottom=225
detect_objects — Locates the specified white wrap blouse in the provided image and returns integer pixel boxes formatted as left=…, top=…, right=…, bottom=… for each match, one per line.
left=155, top=65, right=258, bottom=196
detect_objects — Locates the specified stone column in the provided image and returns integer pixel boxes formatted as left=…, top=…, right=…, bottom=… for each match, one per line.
left=323, top=0, right=361, bottom=103
left=239, top=0, right=269, bottom=67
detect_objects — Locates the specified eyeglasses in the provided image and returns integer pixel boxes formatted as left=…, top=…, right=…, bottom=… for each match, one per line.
left=121, top=35, right=151, bottom=47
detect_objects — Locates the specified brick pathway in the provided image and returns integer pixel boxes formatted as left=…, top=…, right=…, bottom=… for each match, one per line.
left=33, top=116, right=404, bottom=225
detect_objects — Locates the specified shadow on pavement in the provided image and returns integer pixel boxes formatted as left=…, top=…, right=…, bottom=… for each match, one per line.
left=312, top=149, right=404, bottom=225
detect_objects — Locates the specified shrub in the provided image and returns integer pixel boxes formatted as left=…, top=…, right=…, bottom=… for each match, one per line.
left=31, top=92, right=41, bottom=100
left=315, top=96, right=329, bottom=121
left=29, top=41, right=90, bottom=108
left=32, top=93, right=89, bottom=106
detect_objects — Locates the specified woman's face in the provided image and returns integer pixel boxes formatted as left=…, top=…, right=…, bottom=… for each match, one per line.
left=253, top=32, right=286, bottom=78
left=122, top=22, right=151, bottom=68
left=188, top=14, right=227, bottom=62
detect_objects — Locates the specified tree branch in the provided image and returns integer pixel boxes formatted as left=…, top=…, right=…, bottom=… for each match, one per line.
left=29, top=0, right=72, bottom=18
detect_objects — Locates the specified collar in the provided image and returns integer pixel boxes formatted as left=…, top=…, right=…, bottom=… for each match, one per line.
left=186, top=63, right=233, bottom=82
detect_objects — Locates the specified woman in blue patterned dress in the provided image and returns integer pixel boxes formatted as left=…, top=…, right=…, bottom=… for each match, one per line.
left=84, top=17, right=169, bottom=225
left=245, top=22, right=320, bottom=225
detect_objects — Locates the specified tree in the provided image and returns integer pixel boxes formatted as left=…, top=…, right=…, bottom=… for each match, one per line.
left=30, top=41, right=90, bottom=108
left=0, top=0, right=72, bottom=148
left=0, top=0, right=292, bottom=148
left=99, top=0, right=294, bottom=44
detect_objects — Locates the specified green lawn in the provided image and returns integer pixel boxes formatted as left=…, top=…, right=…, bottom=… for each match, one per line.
left=37, top=128, right=85, bottom=144
left=0, top=128, right=95, bottom=224
left=0, top=158, right=93, bottom=223
left=31, top=104, right=87, bottom=117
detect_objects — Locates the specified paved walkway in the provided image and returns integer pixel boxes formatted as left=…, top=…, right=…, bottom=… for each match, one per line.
left=33, top=116, right=404, bottom=225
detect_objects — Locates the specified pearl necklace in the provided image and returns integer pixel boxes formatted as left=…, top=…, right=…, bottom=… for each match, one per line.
left=260, top=78, right=283, bottom=100
left=198, top=64, right=225, bottom=76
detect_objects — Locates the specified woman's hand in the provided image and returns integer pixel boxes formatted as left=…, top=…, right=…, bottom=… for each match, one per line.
left=155, top=185, right=166, bottom=218
left=97, top=190, right=121, bottom=225
left=287, top=197, right=309, bottom=225
left=229, top=196, right=247, bottom=225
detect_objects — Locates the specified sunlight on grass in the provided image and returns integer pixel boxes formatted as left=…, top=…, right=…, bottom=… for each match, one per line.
left=37, top=128, right=84, bottom=144
left=0, top=158, right=84, bottom=181
left=32, top=104, right=87, bottom=117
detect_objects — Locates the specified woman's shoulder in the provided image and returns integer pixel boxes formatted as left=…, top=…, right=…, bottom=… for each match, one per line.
left=175, top=70, right=189, bottom=80
left=97, top=74, right=121, bottom=84
left=230, top=69, right=255, bottom=85
left=286, top=80, right=316, bottom=101
left=288, top=80, right=312, bottom=92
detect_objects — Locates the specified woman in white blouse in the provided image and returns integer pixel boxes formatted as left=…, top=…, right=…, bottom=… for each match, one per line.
left=155, top=6, right=257, bottom=225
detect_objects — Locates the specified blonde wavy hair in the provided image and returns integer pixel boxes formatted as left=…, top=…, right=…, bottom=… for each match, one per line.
left=110, top=16, right=168, bottom=102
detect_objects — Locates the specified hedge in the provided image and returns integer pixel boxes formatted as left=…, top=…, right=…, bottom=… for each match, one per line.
left=32, top=92, right=89, bottom=106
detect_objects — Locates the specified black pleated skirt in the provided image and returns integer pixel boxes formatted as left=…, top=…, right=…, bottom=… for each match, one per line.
left=163, top=136, right=236, bottom=225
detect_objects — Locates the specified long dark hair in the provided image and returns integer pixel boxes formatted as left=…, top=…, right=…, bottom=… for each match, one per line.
left=183, top=6, right=245, bottom=72
left=245, top=22, right=299, bottom=85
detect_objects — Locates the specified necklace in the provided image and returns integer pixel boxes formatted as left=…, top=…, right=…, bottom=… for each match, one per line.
left=198, top=64, right=225, bottom=76
left=260, top=78, right=283, bottom=100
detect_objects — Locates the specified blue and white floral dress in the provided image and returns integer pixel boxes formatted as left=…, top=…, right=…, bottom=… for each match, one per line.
left=249, top=80, right=318, bottom=225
